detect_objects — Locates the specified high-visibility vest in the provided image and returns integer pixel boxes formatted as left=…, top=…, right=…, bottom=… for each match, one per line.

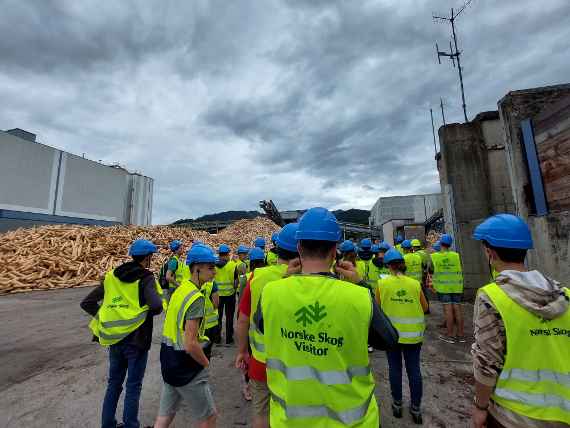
left=202, top=281, right=218, bottom=329
left=395, top=244, right=402, bottom=253
left=215, top=260, right=236, bottom=297
left=266, top=250, right=279, bottom=266
left=169, top=255, right=190, bottom=290
left=378, top=274, right=425, bottom=344
left=262, top=274, right=379, bottom=428
left=89, top=270, right=151, bottom=346
left=431, top=251, right=464, bottom=294
left=162, top=279, right=207, bottom=350
left=481, top=283, right=570, bottom=424
left=356, top=259, right=376, bottom=291
left=404, top=253, right=423, bottom=283
left=415, top=249, right=429, bottom=268
left=368, top=260, right=389, bottom=283
left=235, top=260, right=248, bottom=296
left=249, top=263, right=288, bottom=363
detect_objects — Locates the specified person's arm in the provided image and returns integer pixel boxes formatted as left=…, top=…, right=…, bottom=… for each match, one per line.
left=184, top=318, right=209, bottom=367
left=141, top=275, right=163, bottom=316
left=80, top=282, right=104, bottom=317
left=334, top=260, right=363, bottom=284
left=472, top=381, right=494, bottom=428
left=368, top=297, right=399, bottom=350
left=419, top=290, right=429, bottom=313
left=235, top=282, right=252, bottom=372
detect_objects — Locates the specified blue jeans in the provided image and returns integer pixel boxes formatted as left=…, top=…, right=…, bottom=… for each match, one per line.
left=102, top=343, right=149, bottom=428
left=386, top=343, right=423, bottom=408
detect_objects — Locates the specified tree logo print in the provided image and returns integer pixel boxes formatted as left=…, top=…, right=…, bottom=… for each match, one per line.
left=295, top=301, right=328, bottom=327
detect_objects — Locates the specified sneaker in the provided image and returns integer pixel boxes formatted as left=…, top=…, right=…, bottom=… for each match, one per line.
left=438, top=334, right=456, bottom=344
left=368, top=346, right=374, bottom=353
left=410, top=407, right=423, bottom=425
left=392, top=402, right=403, bottom=418
left=457, top=336, right=467, bottom=343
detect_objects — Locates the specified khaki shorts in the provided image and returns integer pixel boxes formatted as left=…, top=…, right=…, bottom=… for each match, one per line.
left=250, top=379, right=270, bottom=416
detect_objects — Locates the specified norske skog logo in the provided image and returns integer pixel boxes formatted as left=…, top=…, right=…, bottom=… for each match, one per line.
left=294, top=301, right=327, bottom=327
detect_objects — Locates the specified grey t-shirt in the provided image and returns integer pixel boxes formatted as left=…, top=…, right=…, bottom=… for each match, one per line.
left=184, top=296, right=205, bottom=321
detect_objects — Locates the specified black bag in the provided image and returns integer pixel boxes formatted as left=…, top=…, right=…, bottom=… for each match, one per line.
left=158, top=257, right=175, bottom=289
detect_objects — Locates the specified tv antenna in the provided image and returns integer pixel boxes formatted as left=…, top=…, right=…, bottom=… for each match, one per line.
left=433, top=0, right=474, bottom=123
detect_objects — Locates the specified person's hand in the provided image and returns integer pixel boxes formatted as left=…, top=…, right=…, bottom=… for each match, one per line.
left=334, top=261, right=362, bottom=284
left=235, top=352, right=249, bottom=373
left=286, top=258, right=302, bottom=275
left=471, top=406, right=488, bottom=428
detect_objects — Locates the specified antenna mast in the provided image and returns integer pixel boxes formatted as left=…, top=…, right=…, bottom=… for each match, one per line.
left=433, top=0, right=473, bottom=123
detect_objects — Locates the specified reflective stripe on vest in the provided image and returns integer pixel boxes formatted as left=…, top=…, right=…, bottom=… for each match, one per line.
left=201, top=281, right=218, bottom=329
left=378, top=274, right=425, bottom=344
left=262, top=274, right=379, bottom=427
left=214, top=261, right=236, bottom=297
left=271, top=390, right=375, bottom=426
left=249, top=264, right=288, bottom=363
left=431, top=251, right=463, bottom=294
left=89, top=270, right=149, bottom=346
left=482, top=283, right=570, bottom=424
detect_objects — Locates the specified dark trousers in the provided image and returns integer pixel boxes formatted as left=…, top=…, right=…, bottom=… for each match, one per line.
left=102, top=343, right=149, bottom=428
left=218, top=294, right=236, bottom=343
left=206, top=325, right=221, bottom=344
left=386, top=343, right=423, bottom=408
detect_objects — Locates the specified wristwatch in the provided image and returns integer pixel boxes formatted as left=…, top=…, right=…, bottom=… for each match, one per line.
left=473, top=396, right=490, bottom=411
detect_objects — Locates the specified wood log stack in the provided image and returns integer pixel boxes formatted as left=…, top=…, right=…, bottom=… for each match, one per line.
left=0, top=218, right=278, bottom=295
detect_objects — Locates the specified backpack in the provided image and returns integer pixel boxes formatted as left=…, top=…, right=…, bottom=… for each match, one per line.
left=158, top=256, right=176, bottom=289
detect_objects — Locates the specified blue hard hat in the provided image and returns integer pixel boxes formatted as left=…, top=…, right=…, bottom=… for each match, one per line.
left=237, top=244, right=249, bottom=254
left=433, top=241, right=441, bottom=251
left=401, top=239, right=412, bottom=249
left=383, top=248, right=404, bottom=264
left=440, top=234, right=453, bottom=246
left=218, top=244, right=231, bottom=254
left=254, top=237, right=266, bottom=248
left=170, top=240, right=182, bottom=251
left=371, top=244, right=380, bottom=254
left=473, top=214, right=533, bottom=249
left=192, top=240, right=204, bottom=247
left=378, top=241, right=391, bottom=251
left=248, top=247, right=265, bottom=261
left=128, top=239, right=158, bottom=256
left=186, top=243, right=217, bottom=265
left=339, top=240, right=356, bottom=253
left=295, top=207, right=341, bottom=242
left=395, top=235, right=404, bottom=244
left=271, top=232, right=278, bottom=244
left=276, top=223, right=299, bottom=253
left=360, top=238, right=372, bottom=250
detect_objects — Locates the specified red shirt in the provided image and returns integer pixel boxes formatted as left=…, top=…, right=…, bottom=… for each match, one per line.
left=238, top=273, right=267, bottom=382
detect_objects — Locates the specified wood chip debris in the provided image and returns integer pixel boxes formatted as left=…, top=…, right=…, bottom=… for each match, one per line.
left=0, top=218, right=279, bottom=295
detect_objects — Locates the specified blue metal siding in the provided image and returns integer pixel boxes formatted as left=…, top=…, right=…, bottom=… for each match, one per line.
left=520, top=119, right=548, bottom=216
left=0, top=209, right=119, bottom=227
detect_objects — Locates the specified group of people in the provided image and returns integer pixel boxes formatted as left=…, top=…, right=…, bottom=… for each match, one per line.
left=81, top=208, right=570, bottom=428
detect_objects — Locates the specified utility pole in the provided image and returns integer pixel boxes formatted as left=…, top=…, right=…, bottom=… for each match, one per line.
left=434, top=0, right=473, bottom=123
left=430, top=108, right=438, bottom=156
left=440, top=97, right=447, bottom=126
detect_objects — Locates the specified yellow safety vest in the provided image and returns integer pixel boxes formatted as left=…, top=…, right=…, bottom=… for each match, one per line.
left=395, top=244, right=402, bottom=253
left=356, top=259, right=376, bottom=291
left=262, top=274, right=379, bottom=428
left=201, top=281, right=218, bottom=329
left=235, top=260, right=248, bottom=295
left=266, top=250, right=279, bottom=266
left=368, top=259, right=390, bottom=283
left=162, top=279, right=208, bottom=350
left=378, top=275, right=425, bottom=344
left=89, top=270, right=151, bottom=346
left=415, top=249, right=429, bottom=268
left=481, top=283, right=570, bottom=424
left=404, top=253, right=423, bottom=283
left=249, top=263, right=288, bottom=363
left=215, top=260, right=236, bottom=297
left=431, top=251, right=464, bottom=294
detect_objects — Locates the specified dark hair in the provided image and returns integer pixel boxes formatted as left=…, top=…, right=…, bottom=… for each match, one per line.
left=388, top=261, right=407, bottom=273
left=483, top=241, right=527, bottom=263
left=276, top=247, right=299, bottom=261
left=132, top=255, right=149, bottom=264
left=189, top=262, right=215, bottom=273
left=250, top=259, right=266, bottom=272
left=299, top=240, right=336, bottom=259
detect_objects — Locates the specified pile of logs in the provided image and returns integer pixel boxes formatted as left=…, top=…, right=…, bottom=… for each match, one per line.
left=0, top=218, right=278, bottom=295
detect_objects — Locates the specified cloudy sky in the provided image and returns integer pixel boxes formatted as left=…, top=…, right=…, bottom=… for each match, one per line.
left=1, top=0, right=568, bottom=224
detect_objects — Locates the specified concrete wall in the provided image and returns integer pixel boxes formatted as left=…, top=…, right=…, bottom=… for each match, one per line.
left=0, top=130, right=153, bottom=230
left=370, top=194, right=442, bottom=227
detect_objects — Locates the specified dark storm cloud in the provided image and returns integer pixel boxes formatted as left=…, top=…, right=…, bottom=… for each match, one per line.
left=1, top=0, right=568, bottom=223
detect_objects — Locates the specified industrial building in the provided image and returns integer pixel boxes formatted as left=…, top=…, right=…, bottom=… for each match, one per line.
left=369, top=194, right=443, bottom=245
left=437, top=83, right=570, bottom=296
left=0, top=128, right=153, bottom=232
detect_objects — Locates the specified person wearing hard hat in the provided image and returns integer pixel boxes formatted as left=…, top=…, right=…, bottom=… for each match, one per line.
left=401, top=240, right=423, bottom=285
left=428, top=234, right=465, bottom=343
left=265, top=232, right=279, bottom=266
left=164, top=240, right=189, bottom=301
left=235, top=247, right=267, bottom=404
left=214, top=244, right=237, bottom=345
left=81, top=239, right=164, bottom=428
left=235, top=245, right=250, bottom=303
left=255, top=208, right=399, bottom=427
left=411, top=239, right=428, bottom=269
left=339, top=239, right=357, bottom=266
left=356, top=238, right=375, bottom=291
left=235, top=224, right=301, bottom=428
left=470, top=214, right=570, bottom=428
left=369, top=241, right=391, bottom=283
left=154, top=244, right=217, bottom=428
left=254, top=236, right=266, bottom=251
left=394, top=234, right=404, bottom=253
left=377, top=248, right=428, bottom=425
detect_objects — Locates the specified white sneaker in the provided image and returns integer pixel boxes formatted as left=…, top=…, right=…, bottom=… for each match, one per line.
left=368, top=346, right=374, bottom=353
